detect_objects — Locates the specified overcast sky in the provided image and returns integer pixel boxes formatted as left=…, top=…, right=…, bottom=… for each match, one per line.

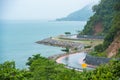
left=1, top=0, right=100, bottom=20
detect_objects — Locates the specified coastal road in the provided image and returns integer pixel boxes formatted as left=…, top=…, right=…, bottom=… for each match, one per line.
left=56, top=52, right=93, bottom=70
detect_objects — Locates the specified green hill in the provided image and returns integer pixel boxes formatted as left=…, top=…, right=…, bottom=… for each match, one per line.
left=104, top=0, right=120, bottom=57
left=81, top=0, right=114, bottom=36
left=86, top=0, right=120, bottom=57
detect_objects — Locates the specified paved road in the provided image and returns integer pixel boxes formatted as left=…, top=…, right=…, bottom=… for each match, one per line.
left=57, top=52, right=93, bottom=70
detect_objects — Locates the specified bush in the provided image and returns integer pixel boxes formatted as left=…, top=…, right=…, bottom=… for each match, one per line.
left=84, top=45, right=91, bottom=48
left=94, top=44, right=104, bottom=52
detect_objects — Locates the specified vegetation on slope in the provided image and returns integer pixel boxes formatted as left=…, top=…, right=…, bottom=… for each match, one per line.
left=83, top=0, right=120, bottom=57
left=81, top=0, right=114, bottom=35
left=1, top=0, right=120, bottom=80
left=0, top=54, right=120, bottom=80
left=104, top=0, right=120, bottom=57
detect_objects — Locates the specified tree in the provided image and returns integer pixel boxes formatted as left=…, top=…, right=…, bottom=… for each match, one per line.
left=64, top=32, right=71, bottom=36
left=0, top=61, right=31, bottom=80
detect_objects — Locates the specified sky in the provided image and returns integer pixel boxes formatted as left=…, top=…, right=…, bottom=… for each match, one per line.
left=0, top=0, right=100, bottom=20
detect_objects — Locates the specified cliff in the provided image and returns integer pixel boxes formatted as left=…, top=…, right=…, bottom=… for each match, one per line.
left=106, top=32, right=120, bottom=58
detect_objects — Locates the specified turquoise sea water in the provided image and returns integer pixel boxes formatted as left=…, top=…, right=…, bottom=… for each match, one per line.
left=0, top=21, right=85, bottom=69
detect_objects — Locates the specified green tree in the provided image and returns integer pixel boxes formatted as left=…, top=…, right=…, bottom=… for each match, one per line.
left=0, top=61, right=31, bottom=80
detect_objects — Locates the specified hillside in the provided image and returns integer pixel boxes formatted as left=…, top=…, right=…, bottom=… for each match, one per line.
left=106, top=32, right=120, bottom=58
left=56, top=5, right=93, bottom=21
left=90, top=0, right=120, bottom=58
left=105, top=5, right=120, bottom=57
left=81, top=0, right=114, bottom=35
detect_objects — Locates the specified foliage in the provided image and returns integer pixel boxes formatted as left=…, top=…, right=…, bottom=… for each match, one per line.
left=84, top=45, right=91, bottom=48
left=27, top=54, right=82, bottom=80
left=0, top=61, right=32, bottom=80
left=26, top=54, right=120, bottom=80
left=94, top=44, right=104, bottom=52
left=65, top=32, right=71, bottom=35
left=26, top=54, right=42, bottom=66
left=81, top=0, right=115, bottom=35
left=0, top=54, right=120, bottom=80
left=115, top=48, right=120, bottom=58
left=90, top=51, right=107, bottom=57
left=87, top=59, right=120, bottom=80
left=1, top=0, right=120, bottom=80
left=27, top=54, right=120, bottom=80
left=103, top=15, right=120, bottom=49
left=61, top=47, right=70, bottom=53
left=102, top=0, right=120, bottom=50
left=84, top=0, right=120, bottom=56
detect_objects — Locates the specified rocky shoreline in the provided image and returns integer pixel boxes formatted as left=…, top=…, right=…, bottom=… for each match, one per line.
left=36, top=38, right=84, bottom=49
left=36, top=37, right=111, bottom=68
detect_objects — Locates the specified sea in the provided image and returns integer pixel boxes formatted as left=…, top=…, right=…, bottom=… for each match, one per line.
left=0, top=21, right=85, bottom=69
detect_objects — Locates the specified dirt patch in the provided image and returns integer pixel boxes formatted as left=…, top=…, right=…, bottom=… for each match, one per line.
left=94, top=22, right=103, bottom=35
left=106, top=32, right=120, bottom=58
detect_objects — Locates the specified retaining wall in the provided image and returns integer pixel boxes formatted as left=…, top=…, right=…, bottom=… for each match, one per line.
left=84, top=55, right=111, bottom=66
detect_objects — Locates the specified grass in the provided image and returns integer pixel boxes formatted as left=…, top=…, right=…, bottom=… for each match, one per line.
left=90, top=51, right=107, bottom=57
left=53, top=37, right=103, bottom=46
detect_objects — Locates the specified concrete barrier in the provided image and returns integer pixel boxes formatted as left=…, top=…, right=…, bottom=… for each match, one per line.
left=84, top=55, right=111, bottom=66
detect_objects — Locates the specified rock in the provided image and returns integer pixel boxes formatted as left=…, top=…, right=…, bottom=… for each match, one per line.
left=36, top=38, right=83, bottom=49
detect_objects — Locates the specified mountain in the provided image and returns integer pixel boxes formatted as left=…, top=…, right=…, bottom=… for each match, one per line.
left=56, top=5, right=94, bottom=21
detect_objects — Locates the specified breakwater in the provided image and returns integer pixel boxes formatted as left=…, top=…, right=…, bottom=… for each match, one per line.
left=36, top=38, right=83, bottom=49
